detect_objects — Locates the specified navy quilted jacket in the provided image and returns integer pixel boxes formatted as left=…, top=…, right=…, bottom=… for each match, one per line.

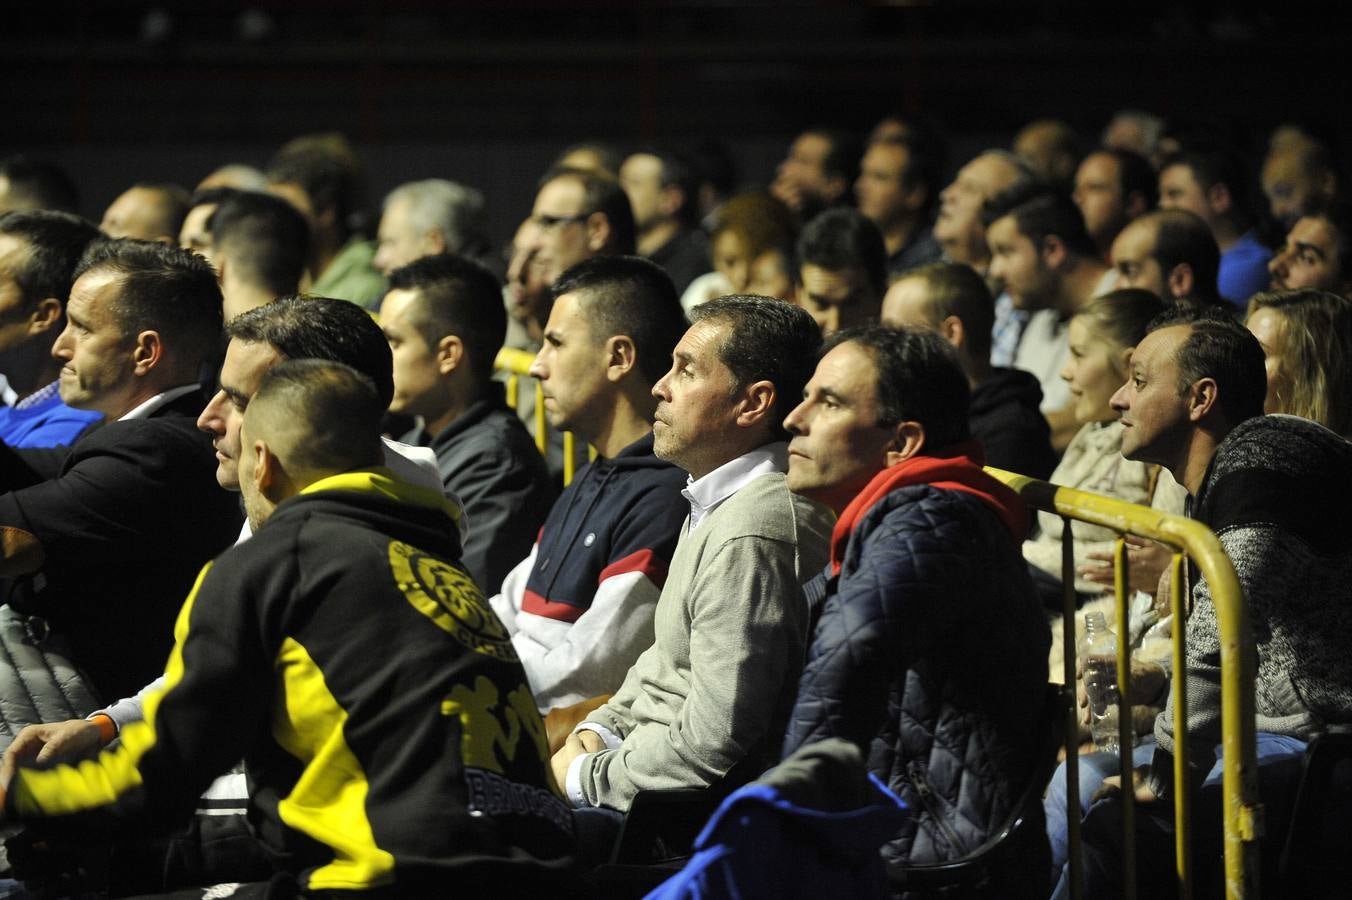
left=782, top=484, right=1049, bottom=869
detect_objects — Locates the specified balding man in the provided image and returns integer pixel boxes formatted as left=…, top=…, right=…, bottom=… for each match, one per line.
left=1, top=359, right=575, bottom=895
left=100, top=183, right=191, bottom=243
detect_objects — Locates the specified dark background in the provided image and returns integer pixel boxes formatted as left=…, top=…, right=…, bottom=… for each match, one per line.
left=3, top=2, right=1347, bottom=247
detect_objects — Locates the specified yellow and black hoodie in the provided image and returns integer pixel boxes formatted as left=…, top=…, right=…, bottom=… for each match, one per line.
left=4, top=469, right=575, bottom=893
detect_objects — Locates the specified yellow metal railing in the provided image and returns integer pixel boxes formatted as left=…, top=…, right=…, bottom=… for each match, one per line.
left=987, top=468, right=1260, bottom=900
left=495, top=347, right=594, bottom=485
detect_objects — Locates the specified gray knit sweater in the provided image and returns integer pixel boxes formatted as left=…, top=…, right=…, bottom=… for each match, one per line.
left=1155, top=415, right=1352, bottom=767
left=577, top=471, right=834, bottom=811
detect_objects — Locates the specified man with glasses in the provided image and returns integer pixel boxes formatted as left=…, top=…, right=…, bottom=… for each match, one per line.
left=528, top=166, right=637, bottom=289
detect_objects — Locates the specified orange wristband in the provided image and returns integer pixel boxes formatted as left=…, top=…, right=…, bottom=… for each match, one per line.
left=89, top=713, right=117, bottom=746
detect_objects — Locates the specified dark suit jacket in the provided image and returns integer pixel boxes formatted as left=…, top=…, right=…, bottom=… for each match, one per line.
left=0, top=389, right=243, bottom=702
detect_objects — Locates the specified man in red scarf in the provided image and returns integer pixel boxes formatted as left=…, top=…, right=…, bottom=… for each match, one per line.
left=780, top=324, right=1050, bottom=896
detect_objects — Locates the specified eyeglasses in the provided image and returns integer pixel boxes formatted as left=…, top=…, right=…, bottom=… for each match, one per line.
left=533, top=212, right=592, bottom=231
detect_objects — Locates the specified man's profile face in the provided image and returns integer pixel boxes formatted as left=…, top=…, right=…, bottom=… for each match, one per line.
left=651, top=319, right=742, bottom=479
left=0, top=235, right=37, bottom=358
left=711, top=229, right=752, bottom=293
left=1110, top=218, right=1167, bottom=296
left=854, top=142, right=912, bottom=228
left=380, top=288, right=444, bottom=422
left=373, top=196, right=432, bottom=276
left=1268, top=216, right=1343, bottom=293
left=986, top=215, right=1053, bottom=311
left=1110, top=325, right=1191, bottom=466
left=1073, top=152, right=1125, bottom=249
left=784, top=340, right=895, bottom=513
left=934, top=153, right=1018, bottom=261
left=619, top=153, right=666, bottom=232
left=528, top=291, right=610, bottom=437
left=1158, top=164, right=1213, bottom=227
left=51, top=269, right=139, bottom=418
left=179, top=203, right=218, bottom=264
left=530, top=177, right=596, bottom=287
left=506, top=218, right=550, bottom=326
left=1262, top=148, right=1324, bottom=231
left=197, top=338, right=284, bottom=490
left=797, top=264, right=877, bottom=335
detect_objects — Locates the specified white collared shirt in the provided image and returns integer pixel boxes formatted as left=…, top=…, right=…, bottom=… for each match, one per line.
left=680, top=442, right=788, bottom=533
left=118, top=384, right=203, bottom=422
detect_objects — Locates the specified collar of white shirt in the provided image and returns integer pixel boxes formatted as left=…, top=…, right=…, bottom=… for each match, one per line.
left=681, top=441, right=788, bottom=533
left=118, top=383, right=203, bottom=422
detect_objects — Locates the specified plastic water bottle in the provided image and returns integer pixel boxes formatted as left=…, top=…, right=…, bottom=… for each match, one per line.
left=1080, top=611, right=1124, bottom=754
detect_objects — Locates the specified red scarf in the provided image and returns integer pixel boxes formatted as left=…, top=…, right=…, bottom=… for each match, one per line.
left=828, top=440, right=1030, bottom=575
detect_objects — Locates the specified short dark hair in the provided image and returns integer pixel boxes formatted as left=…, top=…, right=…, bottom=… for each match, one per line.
left=250, top=359, right=384, bottom=476
left=74, top=239, right=223, bottom=370
left=187, top=186, right=243, bottom=213
left=830, top=324, right=971, bottom=449
left=266, top=136, right=362, bottom=234
left=0, top=156, right=79, bottom=214
left=552, top=255, right=686, bottom=385
left=809, top=128, right=864, bottom=187
left=0, top=210, right=102, bottom=310
left=386, top=254, right=505, bottom=386
left=1147, top=303, right=1266, bottom=425
left=1104, top=147, right=1158, bottom=211
left=1160, top=147, right=1251, bottom=226
left=983, top=186, right=1099, bottom=259
left=1303, top=202, right=1352, bottom=280
left=796, top=208, right=888, bottom=298
left=885, top=126, right=947, bottom=222
left=690, top=295, right=821, bottom=440
left=896, top=261, right=995, bottom=361
left=1151, top=209, right=1222, bottom=305
left=208, top=191, right=311, bottom=296
left=629, top=148, right=698, bottom=226
left=225, top=294, right=394, bottom=407
left=538, top=167, right=637, bottom=256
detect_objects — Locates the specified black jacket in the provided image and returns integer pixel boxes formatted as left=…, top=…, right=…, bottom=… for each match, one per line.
left=970, top=367, right=1057, bottom=480
left=407, top=385, right=554, bottom=595
left=6, top=470, right=574, bottom=892
left=0, top=389, right=242, bottom=703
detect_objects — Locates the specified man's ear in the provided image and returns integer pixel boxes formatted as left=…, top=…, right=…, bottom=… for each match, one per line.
left=28, top=298, right=62, bottom=336
left=1041, top=234, right=1069, bottom=270
left=938, top=314, right=965, bottom=351
left=734, top=379, right=776, bottom=429
left=1166, top=263, right=1195, bottom=301
left=1187, top=376, right=1220, bottom=423
left=585, top=213, right=612, bottom=253
left=131, top=331, right=165, bottom=376
left=605, top=335, right=638, bottom=383
left=252, top=439, right=276, bottom=495
left=436, top=334, right=464, bottom=376
left=883, top=420, right=926, bottom=467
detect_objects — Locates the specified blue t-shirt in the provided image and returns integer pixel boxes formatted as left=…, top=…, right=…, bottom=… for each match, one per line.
left=0, top=383, right=102, bottom=448
left=1219, top=231, right=1273, bottom=307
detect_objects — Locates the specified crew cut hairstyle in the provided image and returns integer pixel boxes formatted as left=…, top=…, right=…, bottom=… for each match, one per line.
left=1152, top=209, right=1222, bottom=305
left=689, top=294, right=821, bottom=441
left=551, top=255, right=687, bottom=385
left=386, top=253, right=506, bottom=386
left=250, top=359, right=384, bottom=476
left=207, top=190, right=311, bottom=296
left=0, top=156, right=80, bottom=214
left=1146, top=303, right=1267, bottom=425
left=796, top=208, right=889, bottom=298
left=225, top=294, right=394, bottom=407
left=982, top=185, right=1099, bottom=259
left=894, top=261, right=995, bottom=361
left=537, top=167, right=637, bottom=256
left=73, top=238, right=223, bottom=368
left=0, top=210, right=102, bottom=310
left=828, top=324, right=971, bottom=450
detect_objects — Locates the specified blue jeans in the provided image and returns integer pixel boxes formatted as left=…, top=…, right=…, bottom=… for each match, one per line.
left=1049, top=733, right=1306, bottom=899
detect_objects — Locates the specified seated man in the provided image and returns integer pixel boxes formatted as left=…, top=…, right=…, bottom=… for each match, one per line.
left=1074, top=306, right=1352, bottom=896
left=382, top=254, right=555, bottom=594
left=491, top=255, right=690, bottom=712
left=0, top=210, right=104, bottom=448
left=0, top=239, right=241, bottom=707
left=780, top=325, right=1049, bottom=894
left=0, top=360, right=574, bottom=894
left=552, top=295, right=834, bottom=829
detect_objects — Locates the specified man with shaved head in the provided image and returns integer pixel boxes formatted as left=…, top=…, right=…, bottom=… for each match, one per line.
left=100, top=183, right=191, bottom=243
